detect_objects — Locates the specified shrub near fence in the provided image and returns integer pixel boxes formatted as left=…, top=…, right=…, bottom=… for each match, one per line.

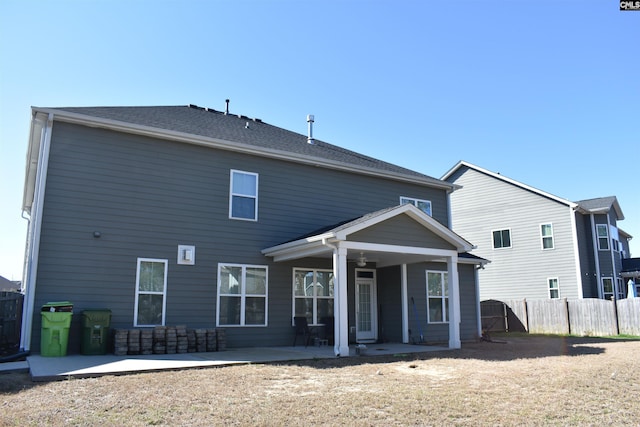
left=484, top=298, right=640, bottom=337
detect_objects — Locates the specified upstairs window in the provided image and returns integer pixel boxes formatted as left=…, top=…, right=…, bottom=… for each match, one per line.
left=541, top=223, right=554, bottom=250
left=492, top=229, right=512, bottom=249
left=596, top=224, right=609, bottom=251
left=548, top=278, right=559, bottom=299
left=229, top=170, right=258, bottom=221
left=400, top=196, right=432, bottom=216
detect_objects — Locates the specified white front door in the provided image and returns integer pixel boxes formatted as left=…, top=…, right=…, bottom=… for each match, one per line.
left=355, top=269, right=377, bottom=343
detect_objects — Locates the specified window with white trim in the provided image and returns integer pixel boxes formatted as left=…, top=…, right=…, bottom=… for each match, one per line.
left=293, top=269, right=334, bottom=326
left=602, top=277, right=614, bottom=300
left=400, top=196, right=432, bottom=216
left=218, top=264, right=268, bottom=326
left=229, top=170, right=258, bottom=221
left=548, top=277, right=559, bottom=299
left=597, top=224, right=609, bottom=251
left=426, top=270, right=448, bottom=323
left=134, top=258, right=168, bottom=326
left=492, top=229, right=512, bottom=249
left=617, top=278, right=625, bottom=300
left=541, top=223, right=554, bottom=250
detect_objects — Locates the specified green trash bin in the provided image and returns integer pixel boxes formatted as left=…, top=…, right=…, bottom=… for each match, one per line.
left=40, top=301, right=73, bottom=357
left=81, top=309, right=112, bottom=355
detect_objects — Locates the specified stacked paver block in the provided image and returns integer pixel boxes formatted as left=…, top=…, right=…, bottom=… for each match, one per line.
left=153, top=326, right=166, bottom=354
left=216, top=328, right=227, bottom=351
left=166, top=326, right=177, bottom=354
left=114, top=329, right=129, bottom=356
left=128, top=329, right=141, bottom=355
left=206, top=329, right=217, bottom=352
left=187, top=329, right=197, bottom=353
left=141, top=329, right=153, bottom=355
left=176, top=325, right=188, bottom=354
left=195, top=329, right=207, bottom=352
left=107, top=326, right=227, bottom=355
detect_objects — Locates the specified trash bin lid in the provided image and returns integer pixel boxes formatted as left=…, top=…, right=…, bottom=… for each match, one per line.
left=41, top=301, right=74, bottom=312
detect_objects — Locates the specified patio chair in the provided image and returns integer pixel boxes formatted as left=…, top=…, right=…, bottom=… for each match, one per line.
left=320, top=316, right=334, bottom=346
left=293, top=316, right=316, bottom=347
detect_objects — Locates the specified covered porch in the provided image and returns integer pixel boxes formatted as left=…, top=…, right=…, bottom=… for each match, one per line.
left=263, top=204, right=482, bottom=357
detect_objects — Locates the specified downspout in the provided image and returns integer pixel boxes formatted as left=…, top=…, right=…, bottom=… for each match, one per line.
left=610, top=231, right=619, bottom=299
left=589, top=214, right=602, bottom=299
left=20, top=112, right=54, bottom=352
left=475, top=265, right=482, bottom=339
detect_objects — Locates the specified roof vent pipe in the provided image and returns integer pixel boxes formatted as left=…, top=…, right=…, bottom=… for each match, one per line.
left=307, top=114, right=315, bottom=144
left=225, top=99, right=230, bottom=115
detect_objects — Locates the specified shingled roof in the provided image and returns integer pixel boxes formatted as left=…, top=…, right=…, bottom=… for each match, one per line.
left=37, top=105, right=449, bottom=189
left=575, top=196, right=624, bottom=220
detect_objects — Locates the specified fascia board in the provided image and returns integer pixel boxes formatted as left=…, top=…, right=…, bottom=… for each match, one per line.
left=22, top=111, right=53, bottom=213
left=34, top=107, right=453, bottom=191
left=261, top=237, right=334, bottom=258
left=443, top=160, right=577, bottom=208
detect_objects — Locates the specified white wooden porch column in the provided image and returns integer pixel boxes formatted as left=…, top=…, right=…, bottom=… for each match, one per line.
left=447, top=255, right=461, bottom=349
left=334, top=246, right=350, bottom=357
left=401, top=263, right=409, bottom=343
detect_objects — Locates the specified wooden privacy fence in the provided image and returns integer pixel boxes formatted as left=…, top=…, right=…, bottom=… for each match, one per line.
left=0, top=291, right=24, bottom=356
left=481, top=298, right=640, bottom=337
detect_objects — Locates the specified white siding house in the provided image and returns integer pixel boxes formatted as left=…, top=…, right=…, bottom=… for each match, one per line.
left=442, top=161, right=631, bottom=302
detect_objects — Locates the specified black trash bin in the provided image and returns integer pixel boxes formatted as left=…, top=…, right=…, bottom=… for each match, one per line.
left=81, top=309, right=112, bottom=355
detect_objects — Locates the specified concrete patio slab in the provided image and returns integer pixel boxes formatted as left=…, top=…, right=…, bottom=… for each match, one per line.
left=25, top=343, right=448, bottom=381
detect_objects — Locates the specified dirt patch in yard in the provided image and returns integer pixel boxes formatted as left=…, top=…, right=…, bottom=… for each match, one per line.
left=1, top=335, right=639, bottom=426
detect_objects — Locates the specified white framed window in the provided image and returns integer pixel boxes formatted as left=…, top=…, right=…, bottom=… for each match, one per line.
left=293, top=269, right=334, bottom=326
left=596, top=224, right=609, bottom=251
left=602, top=277, right=614, bottom=300
left=548, top=277, right=559, bottom=299
left=134, top=258, right=168, bottom=326
left=492, top=228, right=512, bottom=249
left=400, top=196, right=432, bottom=216
left=229, top=170, right=258, bottom=221
left=541, top=223, right=554, bottom=250
left=217, top=264, right=268, bottom=326
left=426, top=270, right=448, bottom=323
left=617, top=278, right=625, bottom=300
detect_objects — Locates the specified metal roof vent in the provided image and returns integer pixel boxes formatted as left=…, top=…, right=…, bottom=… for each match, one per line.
left=225, top=99, right=230, bottom=115
left=307, top=114, right=315, bottom=144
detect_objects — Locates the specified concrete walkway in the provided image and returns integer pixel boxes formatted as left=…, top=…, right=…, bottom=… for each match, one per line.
left=2, top=343, right=448, bottom=382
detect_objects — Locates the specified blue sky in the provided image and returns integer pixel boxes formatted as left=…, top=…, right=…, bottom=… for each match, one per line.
left=1, top=0, right=638, bottom=280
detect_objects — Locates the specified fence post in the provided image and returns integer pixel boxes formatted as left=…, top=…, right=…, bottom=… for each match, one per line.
left=612, top=297, right=620, bottom=335
left=564, top=298, right=571, bottom=335
left=523, top=298, right=529, bottom=332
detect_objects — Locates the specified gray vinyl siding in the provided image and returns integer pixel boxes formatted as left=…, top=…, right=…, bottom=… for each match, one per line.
left=349, top=215, right=457, bottom=250
left=447, top=167, right=580, bottom=301
left=31, top=122, right=456, bottom=352
left=404, top=262, right=478, bottom=343
left=377, top=266, right=403, bottom=343
left=575, top=213, right=599, bottom=298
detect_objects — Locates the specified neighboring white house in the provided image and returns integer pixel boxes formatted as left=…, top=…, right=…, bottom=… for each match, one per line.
left=442, top=161, right=632, bottom=301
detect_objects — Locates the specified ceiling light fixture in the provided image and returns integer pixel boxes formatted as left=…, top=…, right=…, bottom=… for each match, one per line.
left=357, top=252, right=367, bottom=267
